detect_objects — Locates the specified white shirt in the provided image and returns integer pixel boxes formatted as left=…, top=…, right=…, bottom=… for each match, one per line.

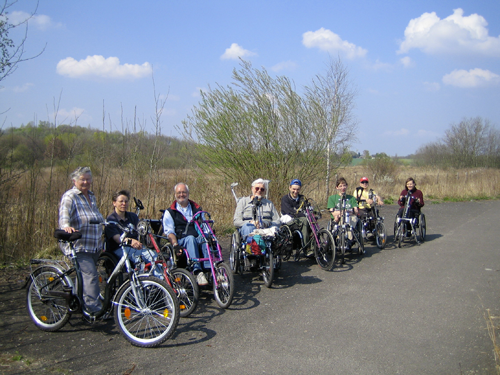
left=162, top=202, right=193, bottom=236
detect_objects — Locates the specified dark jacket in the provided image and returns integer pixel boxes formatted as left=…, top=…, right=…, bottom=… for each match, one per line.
left=167, top=200, right=202, bottom=239
left=280, top=193, right=306, bottom=218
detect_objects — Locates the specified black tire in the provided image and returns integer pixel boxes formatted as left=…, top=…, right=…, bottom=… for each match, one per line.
left=97, top=252, right=123, bottom=300
left=168, top=268, right=199, bottom=318
left=356, top=227, right=365, bottom=256
left=262, top=250, right=274, bottom=288
left=338, top=230, right=346, bottom=264
left=314, top=229, right=335, bottom=271
left=229, top=231, right=241, bottom=274
left=375, top=222, right=387, bottom=249
left=213, top=262, right=234, bottom=309
left=419, top=213, right=426, bottom=242
left=397, top=224, right=403, bottom=248
left=393, top=215, right=399, bottom=238
left=114, top=276, right=179, bottom=348
left=277, top=225, right=293, bottom=261
left=26, top=266, right=72, bottom=332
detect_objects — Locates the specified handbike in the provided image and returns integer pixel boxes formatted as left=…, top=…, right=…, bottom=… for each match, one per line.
left=359, top=191, right=387, bottom=249
left=26, top=220, right=180, bottom=348
left=393, top=192, right=426, bottom=248
left=279, top=197, right=336, bottom=271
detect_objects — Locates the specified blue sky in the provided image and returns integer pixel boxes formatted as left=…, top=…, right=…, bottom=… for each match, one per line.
left=1, top=0, right=499, bottom=156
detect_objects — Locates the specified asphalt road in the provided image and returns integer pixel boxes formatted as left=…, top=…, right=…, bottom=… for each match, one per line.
left=1, top=200, right=499, bottom=374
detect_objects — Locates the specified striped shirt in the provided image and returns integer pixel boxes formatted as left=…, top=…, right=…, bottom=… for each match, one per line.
left=59, top=187, right=104, bottom=255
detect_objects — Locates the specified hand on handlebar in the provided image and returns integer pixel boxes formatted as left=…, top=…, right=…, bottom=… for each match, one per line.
left=63, top=227, right=77, bottom=233
left=173, top=244, right=184, bottom=257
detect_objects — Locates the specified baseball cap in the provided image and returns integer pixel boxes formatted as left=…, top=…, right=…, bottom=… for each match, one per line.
left=360, top=177, right=369, bottom=182
left=290, top=179, right=302, bottom=186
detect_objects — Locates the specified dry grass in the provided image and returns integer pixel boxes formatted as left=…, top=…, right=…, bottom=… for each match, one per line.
left=485, top=309, right=500, bottom=374
left=0, top=166, right=499, bottom=263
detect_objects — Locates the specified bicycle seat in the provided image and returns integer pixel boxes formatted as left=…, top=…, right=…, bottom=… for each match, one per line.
left=54, top=229, right=82, bottom=241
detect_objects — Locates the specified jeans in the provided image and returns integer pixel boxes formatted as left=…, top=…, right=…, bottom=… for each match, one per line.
left=178, top=235, right=210, bottom=272
left=76, top=251, right=102, bottom=313
left=113, top=246, right=163, bottom=279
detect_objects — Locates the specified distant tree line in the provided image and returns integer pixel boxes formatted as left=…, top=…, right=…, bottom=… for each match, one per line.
left=415, top=117, right=500, bottom=169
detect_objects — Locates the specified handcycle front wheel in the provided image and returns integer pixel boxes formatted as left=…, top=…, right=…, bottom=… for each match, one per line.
left=26, top=266, right=72, bottom=332
left=213, top=262, right=234, bottom=309
left=418, top=213, right=426, bottom=242
left=375, top=222, right=387, bottom=249
left=167, top=267, right=199, bottom=318
left=114, top=276, right=179, bottom=348
left=262, top=250, right=274, bottom=288
left=315, top=229, right=336, bottom=271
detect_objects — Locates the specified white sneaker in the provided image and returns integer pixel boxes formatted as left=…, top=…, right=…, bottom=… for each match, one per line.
left=196, top=272, right=209, bottom=286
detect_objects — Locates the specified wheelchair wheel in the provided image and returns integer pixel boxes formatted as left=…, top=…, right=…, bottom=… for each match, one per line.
left=262, top=250, right=274, bottom=288
left=229, top=231, right=241, bottom=275
left=375, top=222, right=387, bottom=249
left=419, top=213, right=426, bottom=242
left=314, top=229, right=335, bottom=271
left=213, top=262, right=234, bottom=309
left=393, top=215, right=398, bottom=238
left=168, top=268, right=199, bottom=318
left=97, top=252, right=123, bottom=300
left=277, top=225, right=293, bottom=261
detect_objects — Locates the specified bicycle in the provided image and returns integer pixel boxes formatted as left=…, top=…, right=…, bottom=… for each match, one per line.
left=359, top=190, right=387, bottom=249
left=279, top=197, right=336, bottom=271
left=26, top=220, right=180, bottom=348
left=328, top=195, right=365, bottom=265
left=393, top=192, right=426, bottom=248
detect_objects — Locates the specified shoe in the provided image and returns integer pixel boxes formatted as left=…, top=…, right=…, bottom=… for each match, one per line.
left=196, top=272, right=209, bottom=286
left=306, top=249, right=314, bottom=257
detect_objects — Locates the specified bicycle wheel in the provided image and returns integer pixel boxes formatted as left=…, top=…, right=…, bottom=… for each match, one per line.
left=97, top=252, right=123, bottom=300
left=337, top=230, right=346, bottom=265
left=114, top=276, right=179, bottom=348
left=262, top=250, right=274, bottom=288
left=397, top=224, right=403, bottom=248
left=419, top=213, right=426, bottom=242
left=375, top=222, right=387, bottom=249
left=315, top=229, right=335, bottom=271
left=168, top=268, right=199, bottom=318
left=213, top=262, right=234, bottom=309
left=26, top=266, right=72, bottom=332
left=229, top=231, right=241, bottom=274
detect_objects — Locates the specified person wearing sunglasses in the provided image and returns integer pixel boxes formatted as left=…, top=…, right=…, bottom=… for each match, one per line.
left=233, top=178, right=280, bottom=239
left=354, top=177, right=384, bottom=219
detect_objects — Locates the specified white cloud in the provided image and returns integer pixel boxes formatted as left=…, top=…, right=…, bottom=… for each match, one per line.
left=371, top=59, right=392, bottom=71
left=12, top=83, right=34, bottom=92
left=56, top=55, right=152, bottom=79
left=442, top=68, right=500, bottom=88
left=384, top=128, right=409, bottom=136
left=220, top=43, right=257, bottom=60
left=398, top=8, right=500, bottom=56
left=400, top=56, right=412, bottom=68
left=271, top=60, right=298, bottom=72
left=8, top=11, right=59, bottom=30
left=423, top=81, right=440, bottom=91
left=54, top=107, right=85, bottom=121
left=302, top=28, right=367, bottom=59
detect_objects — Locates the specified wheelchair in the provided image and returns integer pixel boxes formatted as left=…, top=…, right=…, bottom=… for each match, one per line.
left=228, top=181, right=281, bottom=288
left=328, top=206, right=364, bottom=265
left=393, top=193, right=426, bottom=248
left=279, top=198, right=335, bottom=271
left=358, top=193, right=387, bottom=249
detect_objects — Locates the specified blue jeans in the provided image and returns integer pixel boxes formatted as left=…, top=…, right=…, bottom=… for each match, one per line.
left=178, top=235, right=210, bottom=272
left=113, top=246, right=163, bottom=279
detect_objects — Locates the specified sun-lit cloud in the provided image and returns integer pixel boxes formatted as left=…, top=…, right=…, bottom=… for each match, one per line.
left=56, top=55, right=152, bottom=79
left=53, top=107, right=85, bottom=121
left=400, top=56, right=413, bottom=68
left=371, top=59, right=392, bottom=71
left=423, top=81, right=440, bottom=91
left=271, top=60, right=298, bottom=72
left=7, top=11, right=60, bottom=30
left=398, top=8, right=500, bottom=56
left=384, top=128, right=410, bottom=137
left=442, top=68, right=500, bottom=88
left=11, top=83, right=34, bottom=92
left=220, top=43, right=257, bottom=60
left=302, top=28, right=367, bottom=59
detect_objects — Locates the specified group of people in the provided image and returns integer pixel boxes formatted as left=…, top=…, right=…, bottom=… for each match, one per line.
left=58, top=166, right=424, bottom=315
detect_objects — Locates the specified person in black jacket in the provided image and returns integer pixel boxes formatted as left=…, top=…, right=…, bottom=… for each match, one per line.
left=280, top=179, right=312, bottom=256
left=162, top=183, right=210, bottom=285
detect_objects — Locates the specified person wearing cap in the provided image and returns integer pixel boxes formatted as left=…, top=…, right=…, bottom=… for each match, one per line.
left=353, top=177, right=384, bottom=219
left=233, top=178, right=280, bottom=239
left=280, top=179, right=312, bottom=256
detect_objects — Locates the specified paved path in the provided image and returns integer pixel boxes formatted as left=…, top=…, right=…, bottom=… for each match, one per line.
left=1, top=201, right=499, bottom=374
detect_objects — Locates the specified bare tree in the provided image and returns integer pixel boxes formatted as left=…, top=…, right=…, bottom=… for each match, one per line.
left=0, top=0, right=45, bottom=84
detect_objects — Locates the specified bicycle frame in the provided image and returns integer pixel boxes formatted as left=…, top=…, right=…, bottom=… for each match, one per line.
left=395, top=192, right=419, bottom=245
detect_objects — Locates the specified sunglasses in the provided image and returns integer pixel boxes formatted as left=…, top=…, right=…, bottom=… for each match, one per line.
left=361, top=181, right=369, bottom=184
left=254, top=187, right=266, bottom=192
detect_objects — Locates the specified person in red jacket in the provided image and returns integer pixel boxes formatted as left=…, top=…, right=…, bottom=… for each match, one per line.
left=397, top=177, right=424, bottom=226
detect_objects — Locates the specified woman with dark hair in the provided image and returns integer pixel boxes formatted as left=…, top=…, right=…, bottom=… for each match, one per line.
left=105, top=189, right=161, bottom=277
left=397, top=177, right=424, bottom=221
left=59, top=166, right=104, bottom=314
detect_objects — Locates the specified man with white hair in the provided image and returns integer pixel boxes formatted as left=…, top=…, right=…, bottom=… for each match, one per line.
left=233, top=178, right=280, bottom=239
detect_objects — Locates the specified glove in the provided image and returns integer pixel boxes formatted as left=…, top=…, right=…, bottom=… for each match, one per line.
left=173, top=244, right=183, bottom=256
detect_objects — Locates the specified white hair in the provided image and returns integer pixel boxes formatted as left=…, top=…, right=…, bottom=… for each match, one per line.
left=174, top=182, right=189, bottom=193
left=251, top=178, right=265, bottom=187
left=70, top=166, right=92, bottom=181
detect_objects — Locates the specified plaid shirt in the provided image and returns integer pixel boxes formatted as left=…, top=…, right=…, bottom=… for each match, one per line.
left=59, top=187, right=104, bottom=255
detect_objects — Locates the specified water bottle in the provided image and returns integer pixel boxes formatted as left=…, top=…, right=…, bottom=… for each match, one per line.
left=245, top=237, right=252, bottom=254
left=346, top=211, right=350, bottom=224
